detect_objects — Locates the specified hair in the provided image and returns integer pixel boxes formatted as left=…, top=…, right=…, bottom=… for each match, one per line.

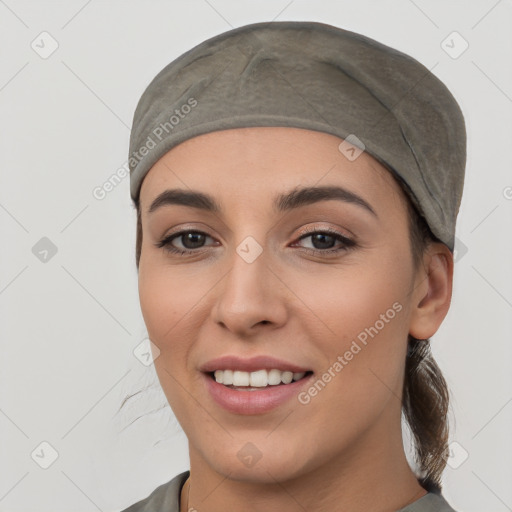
left=401, top=194, right=451, bottom=494
left=130, top=174, right=451, bottom=495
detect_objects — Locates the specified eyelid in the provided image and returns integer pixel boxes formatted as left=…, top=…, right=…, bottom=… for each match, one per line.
left=159, top=224, right=351, bottom=245
left=156, top=223, right=357, bottom=259
left=159, top=224, right=217, bottom=243
left=292, top=225, right=356, bottom=252
left=295, top=224, right=354, bottom=240
left=156, top=228, right=217, bottom=252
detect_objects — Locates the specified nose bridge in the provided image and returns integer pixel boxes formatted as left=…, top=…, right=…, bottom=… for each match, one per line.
left=212, top=233, right=287, bottom=333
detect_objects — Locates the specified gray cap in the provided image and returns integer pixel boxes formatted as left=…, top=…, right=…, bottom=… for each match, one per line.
left=128, top=21, right=466, bottom=251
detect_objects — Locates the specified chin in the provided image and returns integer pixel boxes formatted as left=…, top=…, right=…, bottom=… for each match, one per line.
left=194, top=434, right=318, bottom=484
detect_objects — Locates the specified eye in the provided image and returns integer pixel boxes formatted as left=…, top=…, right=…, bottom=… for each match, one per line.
left=292, top=228, right=356, bottom=255
left=155, top=227, right=356, bottom=257
left=155, top=230, right=216, bottom=255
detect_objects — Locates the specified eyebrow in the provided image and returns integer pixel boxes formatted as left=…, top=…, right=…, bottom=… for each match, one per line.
left=148, top=185, right=377, bottom=217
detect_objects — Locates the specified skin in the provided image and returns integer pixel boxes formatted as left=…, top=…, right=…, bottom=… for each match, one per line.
left=137, top=127, right=453, bottom=512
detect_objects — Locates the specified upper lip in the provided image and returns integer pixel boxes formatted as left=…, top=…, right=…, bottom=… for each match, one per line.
left=199, top=355, right=311, bottom=373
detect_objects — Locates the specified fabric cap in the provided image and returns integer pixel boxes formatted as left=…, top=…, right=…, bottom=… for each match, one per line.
left=128, top=21, right=466, bottom=251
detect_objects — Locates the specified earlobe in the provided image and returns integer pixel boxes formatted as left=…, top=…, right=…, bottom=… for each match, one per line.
left=409, top=244, right=454, bottom=340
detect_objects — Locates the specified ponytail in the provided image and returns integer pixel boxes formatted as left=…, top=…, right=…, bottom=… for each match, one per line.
left=402, top=336, right=450, bottom=493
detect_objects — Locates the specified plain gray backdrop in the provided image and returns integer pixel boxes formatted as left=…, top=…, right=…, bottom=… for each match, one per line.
left=1, top=1, right=511, bottom=511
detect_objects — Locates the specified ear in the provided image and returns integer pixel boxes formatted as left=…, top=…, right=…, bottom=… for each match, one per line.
left=409, top=242, right=454, bottom=340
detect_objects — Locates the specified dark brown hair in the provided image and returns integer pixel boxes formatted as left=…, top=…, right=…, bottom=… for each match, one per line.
left=130, top=179, right=450, bottom=494
left=402, top=194, right=450, bottom=494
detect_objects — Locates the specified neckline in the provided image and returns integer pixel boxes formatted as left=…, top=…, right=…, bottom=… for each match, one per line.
left=173, top=471, right=449, bottom=512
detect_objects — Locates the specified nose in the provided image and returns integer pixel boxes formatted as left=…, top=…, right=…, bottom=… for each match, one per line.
left=211, top=244, right=289, bottom=337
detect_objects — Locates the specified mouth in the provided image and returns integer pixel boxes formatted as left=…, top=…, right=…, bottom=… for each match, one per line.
left=206, top=369, right=314, bottom=391
left=203, top=368, right=315, bottom=414
left=200, top=355, right=315, bottom=413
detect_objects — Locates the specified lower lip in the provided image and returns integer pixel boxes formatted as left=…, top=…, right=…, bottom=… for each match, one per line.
left=203, top=372, right=314, bottom=415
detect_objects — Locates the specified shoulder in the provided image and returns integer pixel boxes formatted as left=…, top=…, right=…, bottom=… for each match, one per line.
left=119, top=471, right=190, bottom=512
left=397, top=491, right=458, bottom=512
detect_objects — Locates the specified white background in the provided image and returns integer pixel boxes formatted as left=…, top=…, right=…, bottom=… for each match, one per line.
left=1, top=1, right=511, bottom=511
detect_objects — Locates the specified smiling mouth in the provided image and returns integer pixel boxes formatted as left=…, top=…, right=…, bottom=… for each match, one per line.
left=208, top=369, right=314, bottom=390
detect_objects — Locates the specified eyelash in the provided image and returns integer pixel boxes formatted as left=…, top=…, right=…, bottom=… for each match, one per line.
left=155, top=227, right=356, bottom=257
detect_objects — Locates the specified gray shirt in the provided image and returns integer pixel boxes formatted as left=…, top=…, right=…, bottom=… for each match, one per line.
left=120, top=471, right=457, bottom=511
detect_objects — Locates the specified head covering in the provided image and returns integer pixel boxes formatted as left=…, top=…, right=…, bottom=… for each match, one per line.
left=128, top=20, right=466, bottom=251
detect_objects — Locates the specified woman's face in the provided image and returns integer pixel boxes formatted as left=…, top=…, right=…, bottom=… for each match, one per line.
left=138, top=126, right=422, bottom=483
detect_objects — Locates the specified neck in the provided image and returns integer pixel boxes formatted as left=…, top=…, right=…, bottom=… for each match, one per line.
left=181, top=415, right=427, bottom=512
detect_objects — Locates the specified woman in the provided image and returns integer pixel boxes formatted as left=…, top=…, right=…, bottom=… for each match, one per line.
left=121, top=20, right=466, bottom=512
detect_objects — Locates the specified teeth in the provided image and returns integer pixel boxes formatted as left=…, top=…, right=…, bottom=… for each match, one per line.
left=213, top=369, right=307, bottom=387
left=233, top=370, right=250, bottom=386
left=222, top=369, right=233, bottom=385
left=268, top=369, right=282, bottom=385
left=249, top=369, right=267, bottom=387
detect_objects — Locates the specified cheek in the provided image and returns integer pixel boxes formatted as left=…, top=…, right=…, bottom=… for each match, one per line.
left=137, top=253, right=215, bottom=358
left=138, top=251, right=184, bottom=345
left=295, top=255, right=411, bottom=338
left=138, top=268, right=172, bottom=344
left=293, top=255, right=412, bottom=402
left=137, top=260, right=201, bottom=410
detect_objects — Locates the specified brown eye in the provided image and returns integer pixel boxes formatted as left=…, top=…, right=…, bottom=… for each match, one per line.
left=294, top=228, right=356, bottom=256
left=156, top=230, right=214, bottom=255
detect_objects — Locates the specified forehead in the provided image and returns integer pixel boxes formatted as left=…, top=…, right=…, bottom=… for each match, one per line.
left=138, top=127, right=405, bottom=213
